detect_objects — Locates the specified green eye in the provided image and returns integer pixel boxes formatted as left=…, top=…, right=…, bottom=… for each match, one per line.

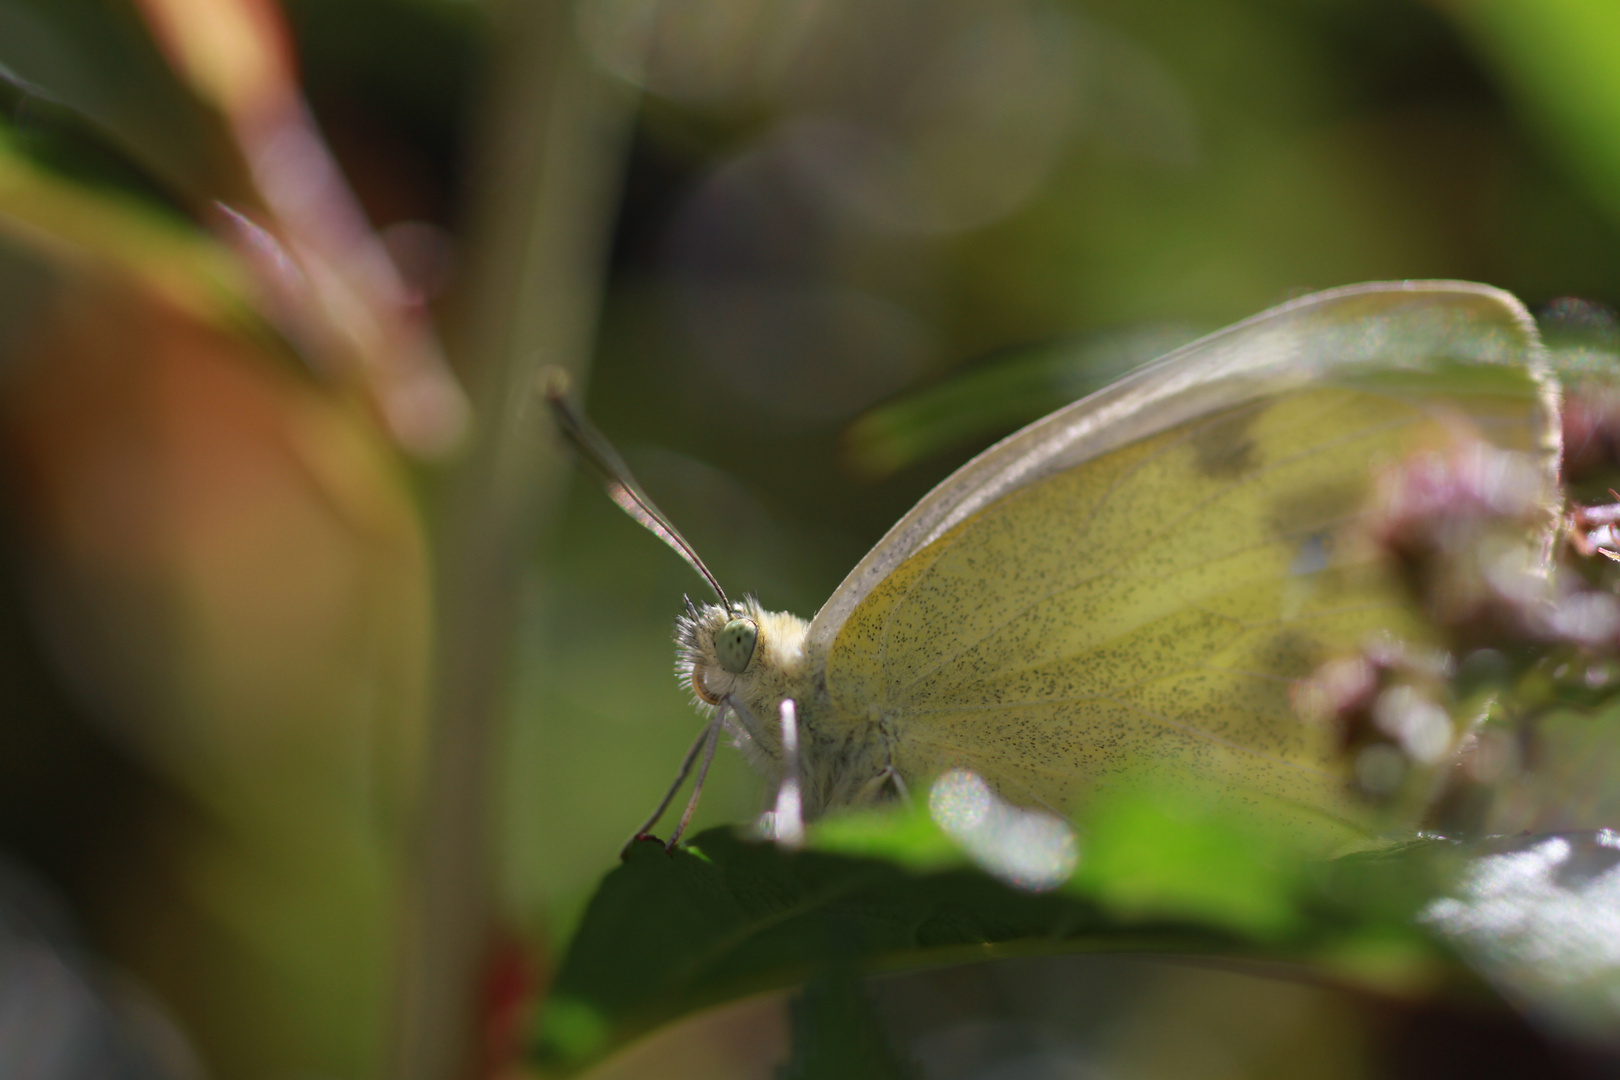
left=716, top=618, right=758, bottom=674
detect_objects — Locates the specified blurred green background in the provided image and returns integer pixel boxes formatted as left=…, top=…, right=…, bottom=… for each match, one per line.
left=0, top=0, right=1619, bottom=1077
left=507, top=0, right=1620, bottom=931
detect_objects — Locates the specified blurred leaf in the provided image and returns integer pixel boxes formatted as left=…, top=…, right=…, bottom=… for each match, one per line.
left=803, top=803, right=963, bottom=871
left=1481, top=698, right=1620, bottom=835
left=0, top=0, right=238, bottom=206
left=843, top=324, right=1198, bottom=479
left=1449, top=1, right=1620, bottom=233
left=0, top=0, right=469, bottom=458
left=777, top=968, right=921, bottom=1080
left=1422, top=831, right=1620, bottom=1042
left=1068, top=785, right=1312, bottom=940
left=0, top=67, right=194, bottom=219
left=0, top=73, right=255, bottom=327
left=0, top=264, right=435, bottom=1079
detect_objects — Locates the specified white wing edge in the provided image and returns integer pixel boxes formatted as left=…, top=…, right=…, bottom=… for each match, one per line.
left=808, top=279, right=1559, bottom=652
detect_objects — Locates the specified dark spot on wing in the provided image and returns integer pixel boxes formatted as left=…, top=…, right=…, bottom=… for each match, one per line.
left=1267, top=481, right=1364, bottom=539
left=1258, top=629, right=1323, bottom=679
left=1190, top=403, right=1263, bottom=479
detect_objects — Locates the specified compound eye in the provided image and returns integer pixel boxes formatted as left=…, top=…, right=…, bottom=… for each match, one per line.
left=716, top=618, right=758, bottom=675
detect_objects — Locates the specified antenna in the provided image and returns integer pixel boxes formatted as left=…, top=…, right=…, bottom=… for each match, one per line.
left=542, top=369, right=732, bottom=610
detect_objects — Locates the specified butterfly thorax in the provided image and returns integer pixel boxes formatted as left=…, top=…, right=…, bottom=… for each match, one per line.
left=675, top=597, right=893, bottom=818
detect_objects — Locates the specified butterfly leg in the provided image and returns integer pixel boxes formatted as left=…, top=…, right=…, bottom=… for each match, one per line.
left=765, top=699, right=806, bottom=847
left=665, top=705, right=725, bottom=850
left=852, top=764, right=910, bottom=807
left=621, top=712, right=719, bottom=857
left=726, top=695, right=766, bottom=745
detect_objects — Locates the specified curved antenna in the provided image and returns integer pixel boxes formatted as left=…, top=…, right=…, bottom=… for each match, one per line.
left=541, top=369, right=732, bottom=610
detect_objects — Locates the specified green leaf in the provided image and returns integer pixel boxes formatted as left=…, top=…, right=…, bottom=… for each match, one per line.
left=0, top=72, right=258, bottom=332
left=842, top=326, right=1197, bottom=479
left=533, top=798, right=1453, bottom=1075
left=776, top=969, right=921, bottom=1080
left=0, top=68, right=194, bottom=222
left=534, top=825, right=1196, bottom=1074
left=803, top=804, right=963, bottom=872
left=1068, top=786, right=1312, bottom=940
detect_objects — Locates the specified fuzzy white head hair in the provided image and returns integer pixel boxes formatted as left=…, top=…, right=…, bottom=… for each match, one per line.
left=675, top=596, right=812, bottom=780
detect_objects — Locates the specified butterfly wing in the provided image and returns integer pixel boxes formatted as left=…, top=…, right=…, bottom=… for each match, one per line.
left=812, top=282, right=1557, bottom=836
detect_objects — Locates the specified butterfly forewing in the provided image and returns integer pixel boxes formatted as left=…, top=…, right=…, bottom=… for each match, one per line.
left=807, top=282, right=1549, bottom=656
left=823, top=366, right=1552, bottom=838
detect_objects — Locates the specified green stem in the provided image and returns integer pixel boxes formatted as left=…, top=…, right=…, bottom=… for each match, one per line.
left=386, top=2, right=639, bottom=1076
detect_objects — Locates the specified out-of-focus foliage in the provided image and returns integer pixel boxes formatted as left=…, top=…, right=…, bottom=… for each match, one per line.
left=0, top=1, right=465, bottom=1078
left=0, top=65, right=252, bottom=328
left=1450, top=0, right=1620, bottom=235
left=9, top=0, right=1620, bottom=1079
left=515, top=0, right=1620, bottom=947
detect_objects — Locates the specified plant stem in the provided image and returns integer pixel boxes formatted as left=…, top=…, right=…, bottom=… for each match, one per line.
left=386, top=2, right=638, bottom=1076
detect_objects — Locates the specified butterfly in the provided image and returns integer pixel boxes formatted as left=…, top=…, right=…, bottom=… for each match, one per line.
left=549, top=281, right=1558, bottom=851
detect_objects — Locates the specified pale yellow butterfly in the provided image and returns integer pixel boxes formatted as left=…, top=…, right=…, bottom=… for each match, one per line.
left=550, top=281, right=1558, bottom=850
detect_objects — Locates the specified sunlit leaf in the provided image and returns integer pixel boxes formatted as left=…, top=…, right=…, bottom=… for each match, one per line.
left=1067, top=786, right=1312, bottom=940
left=1422, top=831, right=1620, bottom=1041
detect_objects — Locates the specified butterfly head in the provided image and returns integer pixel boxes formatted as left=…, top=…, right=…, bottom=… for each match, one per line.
left=676, top=597, right=811, bottom=757
left=545, top=378, right=825, bottom=832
